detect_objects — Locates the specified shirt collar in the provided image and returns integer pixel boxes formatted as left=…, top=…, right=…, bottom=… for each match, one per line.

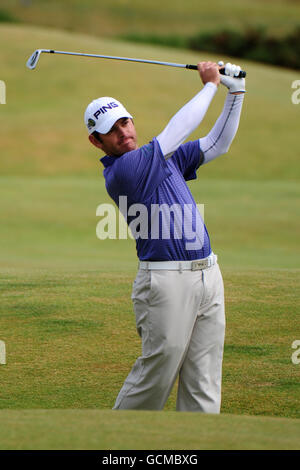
left=100, top=155, right=117, bottom=168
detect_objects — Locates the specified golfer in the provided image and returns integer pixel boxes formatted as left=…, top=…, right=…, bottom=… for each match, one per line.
left=85, top=61, right=245, bottom=412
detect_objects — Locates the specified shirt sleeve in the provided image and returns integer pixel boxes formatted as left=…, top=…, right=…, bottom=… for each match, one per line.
left=156, top=83, right=217, bottom=159
left=113, top=138, right=172, bottom=203
left=171, top=140, right=204, bottom=181
left=199, top=92, right=245, bottom=165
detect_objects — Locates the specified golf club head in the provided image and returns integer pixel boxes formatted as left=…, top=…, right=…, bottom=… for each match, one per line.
left=26, top=49, right=43, bottom=70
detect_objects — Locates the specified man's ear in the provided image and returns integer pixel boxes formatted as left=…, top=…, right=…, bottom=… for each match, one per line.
left=89, top=134, right=103, bottom=150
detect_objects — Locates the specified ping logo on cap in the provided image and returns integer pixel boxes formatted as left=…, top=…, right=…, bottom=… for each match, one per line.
left=94, top=102, right=119, bottom=120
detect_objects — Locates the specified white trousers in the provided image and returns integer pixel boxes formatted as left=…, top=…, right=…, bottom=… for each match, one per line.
left=113, top=262, right=225, bottom=412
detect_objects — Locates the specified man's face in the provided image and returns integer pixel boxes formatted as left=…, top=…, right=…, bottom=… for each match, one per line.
left=89, top=118, right=138, bottom=156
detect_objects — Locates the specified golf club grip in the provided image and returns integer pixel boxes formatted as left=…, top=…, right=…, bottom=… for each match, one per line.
left=186, top=64, right=246, bottom=78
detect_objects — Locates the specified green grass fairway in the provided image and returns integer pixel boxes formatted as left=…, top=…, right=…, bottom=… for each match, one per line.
left=0, top=24, right=299, bottom=449
left=0, top=410, right=299, bottom=450
left=0, top=177, right=299, bottom=421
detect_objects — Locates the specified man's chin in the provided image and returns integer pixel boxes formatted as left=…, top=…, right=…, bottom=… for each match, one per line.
left=120, top=140, right=137, bottom=153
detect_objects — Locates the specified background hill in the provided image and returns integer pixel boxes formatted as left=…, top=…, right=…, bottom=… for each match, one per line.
left=1, top=0, right=300, bottom=38
left=0, top=24, right=299, bottom=180
left=1, top=0, right=300, bottom=71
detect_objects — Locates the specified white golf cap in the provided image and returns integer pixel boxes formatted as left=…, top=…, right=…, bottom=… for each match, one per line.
left=84, top=97, right=133, bottom=135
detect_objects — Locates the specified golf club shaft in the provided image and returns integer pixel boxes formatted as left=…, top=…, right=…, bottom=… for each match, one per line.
left=49, top=50, right=247, bottom=77
left=50, top=49, right=189, bottom=68
left=27, top=49, right=246, bottom=77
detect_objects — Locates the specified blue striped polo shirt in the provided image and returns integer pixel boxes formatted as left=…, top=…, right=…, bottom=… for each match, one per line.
left=100, top=138, right=211, bottom=261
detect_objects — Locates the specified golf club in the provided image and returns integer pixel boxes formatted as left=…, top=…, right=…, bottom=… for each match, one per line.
left=26, top=49, right=246, bottom=77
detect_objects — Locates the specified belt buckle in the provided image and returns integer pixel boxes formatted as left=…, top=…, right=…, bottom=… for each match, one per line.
left=191, top=259, right=207, bottom=271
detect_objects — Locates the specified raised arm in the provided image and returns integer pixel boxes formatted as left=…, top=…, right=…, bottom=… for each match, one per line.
left=199, top=63, right=246, bottom=165
left=156, top=62, right=220, bottom=159
left=157, top=62, right=246, bottom=163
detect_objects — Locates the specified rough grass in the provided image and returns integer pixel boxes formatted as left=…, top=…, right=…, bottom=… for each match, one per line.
left=1, top=254, right=299, bottom=415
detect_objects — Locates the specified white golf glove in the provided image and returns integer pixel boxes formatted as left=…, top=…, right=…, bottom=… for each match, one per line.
left=218, top=61, right=246, bottom=93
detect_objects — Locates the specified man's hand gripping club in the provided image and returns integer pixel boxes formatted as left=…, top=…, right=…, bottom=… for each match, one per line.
left=197, top=61, right=221, bottom=87
left=197, top=61, right=246, bottom=94
left=218, top=61, right=246, bottom=94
